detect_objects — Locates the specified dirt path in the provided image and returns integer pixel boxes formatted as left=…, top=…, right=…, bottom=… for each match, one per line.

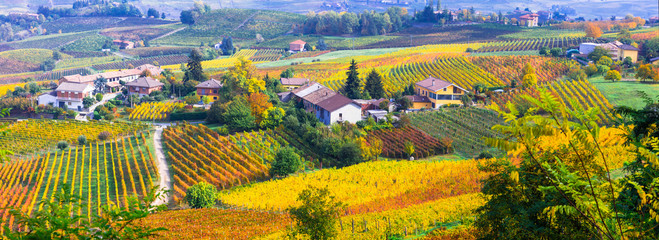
left=151, top=27, right=187, bottom=42
left=152, top=126, right=172, bottom=206
left=233, top=11, right=259, bottom=31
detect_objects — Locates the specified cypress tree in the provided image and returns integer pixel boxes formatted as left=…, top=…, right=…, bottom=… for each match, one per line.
left=343, top=59, right=362, bottom=99
left=184, top=48, right=206, bottom=82
left=364, top=69, right=385, bottom=99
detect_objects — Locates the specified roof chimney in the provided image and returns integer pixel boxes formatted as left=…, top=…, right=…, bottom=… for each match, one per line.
left=432, top=79, right=435, bottom=86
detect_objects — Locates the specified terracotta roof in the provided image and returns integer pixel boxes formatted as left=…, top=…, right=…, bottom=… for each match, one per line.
left=280, top=78, right=309, bottom=86
left=100, top=69, right=141, bottom=79
left=195, top=79, right=223, bottom=89
left=125, top=77, right=164, bottom=88
left=301, top=87, right=337, bottom=104
left=56, top=82, right=93, bottom=92
left=415, top=76, right=455, bottom=92
left=405, top=95, right=430, bottom=103
left=105, top=81, right=121, bottom=87
left=290, top=40, right=306, bottom=45
left=316, top=94, right=356, bottom=112
left=60, top=74, right=98, bottom=84
left=135, top=64, right=163, bottom=76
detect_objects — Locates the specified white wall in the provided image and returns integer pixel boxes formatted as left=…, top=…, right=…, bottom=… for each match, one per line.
left=37, top=95, right=56, bottom=106
left=329, top=103, right=362, bottom=124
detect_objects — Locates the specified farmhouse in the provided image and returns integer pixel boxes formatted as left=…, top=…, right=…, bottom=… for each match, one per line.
left=289, top=40, right=306, bottom=52
left=195, top=79, right=223, bottom=101
left=37, top=91, right=57, bottom=107
left=58, top=69, right=141, bottom=85
left=579, top=41, right=640, bottom=62
left=125, top=77, right=164, bottom=97
left=291, top=82, right=361, bottom=125
left=519, top=13, right=539, bottom=27
left=410, top=76, right=468, bottom=108
left=280, top=78, right=309, bottom=90
left=54, top=82, right=95, bottom=111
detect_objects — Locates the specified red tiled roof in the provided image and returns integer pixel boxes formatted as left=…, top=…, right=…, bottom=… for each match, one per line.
left=195, top=79, right=223, bottom=89
left=290, top=40, right=306, bottom=45
left=316, top=94, right=356, bottom=112
left=415, top=76, right=455, bottom=92
left=280, top=78, right=309, bottom=86
left=125, top=77, right=164, bottom=88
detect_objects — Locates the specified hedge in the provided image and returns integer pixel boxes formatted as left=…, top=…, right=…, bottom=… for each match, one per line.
left=170, top=111, right=208, bottom=121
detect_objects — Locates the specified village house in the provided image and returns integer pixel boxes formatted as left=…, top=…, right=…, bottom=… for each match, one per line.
left=58, top=69, right=141, bottom=86
left=135, top=64, right=164, bottom=76
left=289, top=40, right=306, bottom=52
left=280, top=78, right=309, bottom=90
left=408, top=76, right=468, bottom=109
left=291, top=82, right=361, bottom=125
left=579, top=41, right=640, bottom=62
left=195, top=79, right=223, bottom=101
left=46, top=82, right=95, bottom=111
left=125, top=77, right=164, bottom=97
left=519, top=13, right=539, bottom=27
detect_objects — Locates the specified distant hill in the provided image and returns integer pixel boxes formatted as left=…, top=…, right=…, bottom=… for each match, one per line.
left=1, top=0, right=657, bottom=20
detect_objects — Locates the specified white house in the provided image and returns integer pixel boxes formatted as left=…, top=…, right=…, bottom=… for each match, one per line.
left=579, top=43, right=601, bottom=55
left=37, top=91, right=57, bottom=106
left=54, top=82, right=95, bottom=111
left=291, top=82, right=362, bottom=125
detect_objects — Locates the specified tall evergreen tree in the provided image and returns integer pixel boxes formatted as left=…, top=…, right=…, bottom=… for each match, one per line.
left=184, top=48, right=206, bottom=82
left=364, top=69, right=385, bottom=99
left=342, top=59, right=362, bottom=99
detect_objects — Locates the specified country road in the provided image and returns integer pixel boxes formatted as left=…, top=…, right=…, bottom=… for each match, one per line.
left=152, top=126, right=172, bottom=206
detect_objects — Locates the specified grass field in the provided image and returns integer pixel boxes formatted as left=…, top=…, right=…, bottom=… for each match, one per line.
left=589, top=76, right=659, bottom=109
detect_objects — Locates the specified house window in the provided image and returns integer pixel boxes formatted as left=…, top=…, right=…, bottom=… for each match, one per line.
left=201, top=89, right=205, bottom=94
left=443, top=88, right=447, bottom=91
left=68, top=102, right=71, bottom=105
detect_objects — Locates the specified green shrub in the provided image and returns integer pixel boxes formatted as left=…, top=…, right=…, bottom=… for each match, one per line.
left=57, top=141, right=69, bottom=150
left=77, top=135, right=87, bottom=145
left=270, top=147, right=303, bottom=177
left=185, top=182, right=217, bottom=208
left=95, top=93, right=103, bottom=101
left=98, top=131, right=112, bottom=141
left=169, top=111, right=207, bottom=121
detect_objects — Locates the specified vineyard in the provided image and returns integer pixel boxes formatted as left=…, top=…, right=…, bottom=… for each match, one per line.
left=5, top=31, right=96, bottom=50
left=128, top=102, right=185, bottom=121
left=92, top=55, right=188, bottom=71
left=0, top=133, right=158, bottom=232
left=0, top=58, right=40, bottom=74
left=474, top=37, right=604, bottom=53
left=283, top=50, right=330, bottom=60
left=163, top=124, right=287, bottom=203
left=368, top=127, right=447, bottom=159
left=61, top=34, right=113, bottom=52
left=0, top=49, right=71, bottom=64
left=469, top=55, right=572, bottom=85
left=55, top=56, right=122, bottom=70
left=0, top=119, right=150, bottom=155
left=248, top=49, right=284, bottom=62
left=121, top=47, right=193, bottom=58
left=162, top=49, right=258, bottom=70
left=409, top=108, right=505, bottom=157
left=491, top=79, right=618, bottom=124
left=139, top=208, right=291, bottom=240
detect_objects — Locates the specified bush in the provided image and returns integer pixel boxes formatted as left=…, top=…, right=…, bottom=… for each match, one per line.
left=270, top=147, right=303, bottom=177
left=185, top=182, right=217, bottom=208
left=57, top=141, right=69, bottom=150
left=77, top=135, right=87, bottom=145
left=477, top=151, right=494, bottom=159
left=169, top=111, right=207, bottom=121
left=95, top=93, right=103, bottom=101
left=98, top=131, right=112, bottom=141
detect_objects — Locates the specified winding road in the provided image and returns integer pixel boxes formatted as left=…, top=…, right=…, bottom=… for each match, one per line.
left=152, top=126, right=172, bottom=206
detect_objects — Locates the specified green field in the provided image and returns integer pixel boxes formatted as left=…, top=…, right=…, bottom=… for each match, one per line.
left=589, top=76, right=659, bottom=109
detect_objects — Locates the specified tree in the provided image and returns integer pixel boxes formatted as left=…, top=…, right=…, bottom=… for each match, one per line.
left=342, top=59, right=362, bottom=99
left=94, top=77, right=107, bottom=95
left=585, top=63, right=598, bottom=76
left=404, top=141, right=414, bottom=159
left=52, top=51, right=61, bottom=60
left=77, top=135, right=87, bottom=145
left=461, top=94, right=472, bottom=107
left=336, top=141, right=363, bottom=167
left=617, top=28, right=631, bottom=40
left=260, top=107, right=285, bottom=128
left=597, top=56, right=613, bottom=67
left=147, top=8, right=159, bottom=18
left=522, top=64, right=535, bottom=75
left=248, top=92, right=272, bottom=124
left=206, top=101, right=227, bottom=124
left=184, top=49, right=206, bottom=82
left=604, top=70, right=621, bottom=82
left=317, top=38, right=328, bottom=51
left=288, top=186, right=343, bottom=240
left=41, top=59, right=55, bottom=71
left=588, top=46, right=612, bottom=62
left=220, top=37, right=234, bottom=55
left=585, top=22, right=602, bottom=38
left=57, top=141, right=68, bottom=150
left=161, top=12, right=166, bottom=19
left=185, top=182, right=217, bottom=208
left=180, top=10, right=196, bottom=25
left=83, top=97, right=96, bottom=109
left=223, top=96, right=256, bottom=131
left=95, top=93, right=103, bottom=101
left=280, top=67, right=295, bottom=78
left=364, top=69, right=385, bottom=99
left=550, top=47, right=563, bottom=57
left=539, top=46, right=550, bottom=56
left=635, top=64, right=657, bottom=82
left=521, top=74, right=538, bottom=88
left=270, top=147, right=302, bottom=177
